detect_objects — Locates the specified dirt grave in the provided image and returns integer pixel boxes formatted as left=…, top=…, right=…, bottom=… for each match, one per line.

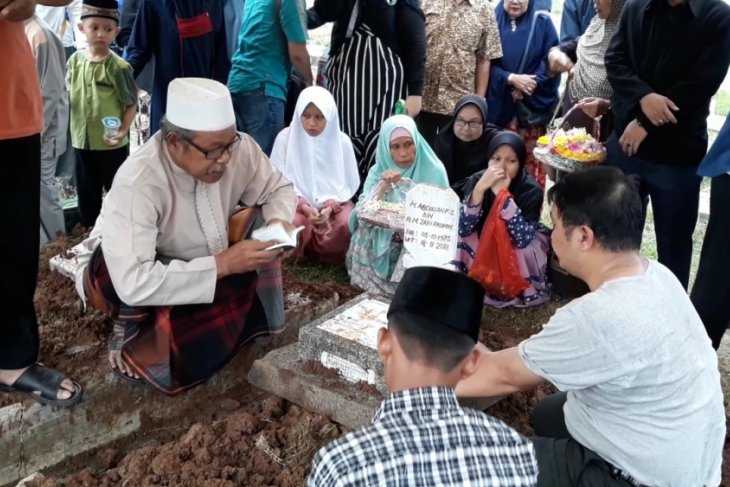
left=5, top=240, right=730, bottom=485
left=28, top=399, right=344, bottom=487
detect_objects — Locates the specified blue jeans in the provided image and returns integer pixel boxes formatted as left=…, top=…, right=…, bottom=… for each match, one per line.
left=606, top=134, right=701, bottom=288
left=231, top=89, right=285, bottom=156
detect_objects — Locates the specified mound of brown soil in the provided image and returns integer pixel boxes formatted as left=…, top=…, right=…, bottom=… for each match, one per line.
left=31, top=398, right=342, bottom=487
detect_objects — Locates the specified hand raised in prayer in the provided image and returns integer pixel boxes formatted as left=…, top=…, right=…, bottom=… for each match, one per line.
left=618, top=119, right=648, bottom=157
left=381, top=169, right=402, bottom=186
left=215, top=239, right=283, bottom=277
left=577, top=97, right=611, bottom=118
left=471, top=166, right=506, bottom=205
left=0, top=0, right=36, bottom=21
left=548, top=48, right=574, bottom=74
left=508, top=74, right=537, bottom=96
left=640, top=93, right=679, bottom=126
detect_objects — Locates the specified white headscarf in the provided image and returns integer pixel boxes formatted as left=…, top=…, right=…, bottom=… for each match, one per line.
left=278, top=87, right=360, bottom=208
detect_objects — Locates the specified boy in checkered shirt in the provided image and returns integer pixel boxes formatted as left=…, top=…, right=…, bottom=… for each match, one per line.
left=308, top=267, right=538, bottom=486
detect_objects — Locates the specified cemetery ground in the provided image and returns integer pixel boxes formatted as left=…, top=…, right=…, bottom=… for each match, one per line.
left=4, top=209, right=730, bottom=487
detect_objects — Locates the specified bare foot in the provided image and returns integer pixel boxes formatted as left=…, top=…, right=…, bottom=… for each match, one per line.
left=0, top=367, right=77, bottom=400
left=108, top=351, right=140, bottom=379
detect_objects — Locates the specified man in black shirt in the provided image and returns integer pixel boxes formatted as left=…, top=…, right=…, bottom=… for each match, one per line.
left=604, top=0, right=730, bottom=289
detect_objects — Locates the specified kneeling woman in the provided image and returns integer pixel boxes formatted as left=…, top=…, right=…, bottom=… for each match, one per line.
left=270, top=87, right=360, bottom=265
left=455, top=131, right=550, bottom=307
left=347, top=115, right=449, bottom=295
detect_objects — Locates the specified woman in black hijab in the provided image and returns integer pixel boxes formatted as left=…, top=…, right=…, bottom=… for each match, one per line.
left=454, top=131, right=550, bottom=308
left=433, top=95, right=501, bottom=198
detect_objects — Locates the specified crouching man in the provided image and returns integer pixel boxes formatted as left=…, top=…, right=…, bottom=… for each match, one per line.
left=309, top=267, right=539, bottom=486
left=73, top=78, right=296, bottom=394
left=457, top=167, right=725, bottom=486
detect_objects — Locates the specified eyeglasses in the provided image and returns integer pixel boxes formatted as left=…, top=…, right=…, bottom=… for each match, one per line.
left=184, top=133, right=242, bottom=160
left=454, top=118, right=483, bottom=129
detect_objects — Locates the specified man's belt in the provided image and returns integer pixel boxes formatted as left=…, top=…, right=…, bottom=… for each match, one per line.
left=607, top=463, right=648, bottom=487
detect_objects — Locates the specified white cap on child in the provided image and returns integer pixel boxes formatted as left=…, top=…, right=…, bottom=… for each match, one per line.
left=165, top=78, right=237, bottom=132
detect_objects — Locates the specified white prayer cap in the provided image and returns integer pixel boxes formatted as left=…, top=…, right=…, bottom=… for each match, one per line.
left=165, top=78, right=236, bottom=132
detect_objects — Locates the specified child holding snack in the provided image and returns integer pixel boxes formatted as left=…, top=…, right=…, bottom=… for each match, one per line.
left=270, top=87, right=360, bottom=265
left=67, top=0, right=136, bottom=228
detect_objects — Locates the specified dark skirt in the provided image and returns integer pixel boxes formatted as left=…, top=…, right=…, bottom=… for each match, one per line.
left=84, top=246, right=278, bottom=395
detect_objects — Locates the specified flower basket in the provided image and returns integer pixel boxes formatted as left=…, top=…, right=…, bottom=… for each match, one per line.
left=534, top=105, right=606, bottom=173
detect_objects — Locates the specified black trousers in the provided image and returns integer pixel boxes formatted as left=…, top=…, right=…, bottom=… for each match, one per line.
left=416, top=111, right=451, bottom=150
left=531, top=393, right=639, bottom=486
left=606, top=134, right=701, bottom=289
left=691, top=173, right=730, bottom=349
left=0, top=135, right=41, bottom=369
left=76, top=146, right=128, bottom=227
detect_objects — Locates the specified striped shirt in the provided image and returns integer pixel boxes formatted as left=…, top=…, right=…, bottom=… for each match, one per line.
left=308, top=386, right=538, bottom=486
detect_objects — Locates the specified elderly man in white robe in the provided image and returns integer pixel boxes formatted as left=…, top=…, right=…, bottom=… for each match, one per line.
left=73, top=78, right=297, bottom=394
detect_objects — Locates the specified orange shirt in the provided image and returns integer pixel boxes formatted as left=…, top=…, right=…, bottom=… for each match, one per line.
left=0, top=20, right=43, bottom=140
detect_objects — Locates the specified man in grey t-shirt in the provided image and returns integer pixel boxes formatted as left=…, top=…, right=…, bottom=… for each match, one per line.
left=457, top=166, right=724, bottom=487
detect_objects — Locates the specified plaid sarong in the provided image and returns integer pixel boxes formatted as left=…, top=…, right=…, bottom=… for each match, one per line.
left=84, top=246, right=283, bottom=395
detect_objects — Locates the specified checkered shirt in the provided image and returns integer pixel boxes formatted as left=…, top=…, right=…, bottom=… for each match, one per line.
left=307, top=386, right=538, bottom=486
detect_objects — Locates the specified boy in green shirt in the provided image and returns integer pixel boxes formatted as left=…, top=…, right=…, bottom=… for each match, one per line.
left=67, top=0, right=136, bottom=228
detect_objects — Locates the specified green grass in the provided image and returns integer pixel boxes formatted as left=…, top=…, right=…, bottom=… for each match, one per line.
left=284, top=259, right=351, bottom=286
left=701, top=177, right=712, bottom=192
left=715, top=91, right=730, bottom=117
left=639, top=204, right=707, bottom=289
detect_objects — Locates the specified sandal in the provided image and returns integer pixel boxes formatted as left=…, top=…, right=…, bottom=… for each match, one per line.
left=110, top=365, right=147, bottom=387
left=108, top=319, right=147, bottom=387
left=0, top=363, right=83, bottom=407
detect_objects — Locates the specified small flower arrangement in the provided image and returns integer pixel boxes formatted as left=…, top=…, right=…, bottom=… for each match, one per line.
left=537, top=128, right=606, bottom=164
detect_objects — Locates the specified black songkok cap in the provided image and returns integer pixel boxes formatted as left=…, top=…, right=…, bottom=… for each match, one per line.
left=81, top=0, right=119, bottom=22
left=388, top=267, right=485, bottom=342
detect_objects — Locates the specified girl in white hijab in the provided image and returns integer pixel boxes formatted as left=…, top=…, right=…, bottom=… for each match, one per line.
left=270, top=86, right=360, bottom=265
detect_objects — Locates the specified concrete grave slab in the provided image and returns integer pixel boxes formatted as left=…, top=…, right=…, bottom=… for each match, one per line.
left=251, top=294, right=501, bottom=431
left=299, top=294, right=388, bottom=394
left=248, top=343, right=382, bottom=430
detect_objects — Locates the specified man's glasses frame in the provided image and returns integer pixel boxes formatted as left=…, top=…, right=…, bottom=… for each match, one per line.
left=183, top=133, right=242, bottom=160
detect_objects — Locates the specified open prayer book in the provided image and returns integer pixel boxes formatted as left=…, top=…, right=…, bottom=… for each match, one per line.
left=251, top=223, right=305, bottom=251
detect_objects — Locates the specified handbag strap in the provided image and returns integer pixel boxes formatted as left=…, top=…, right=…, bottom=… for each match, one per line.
left=345, top=0, right=361, bottom=39
left=516, top=12, right=545, bottom=74
left=547, top=74, right=570, bottom=128
left=548, top=101, right=603, bottom=144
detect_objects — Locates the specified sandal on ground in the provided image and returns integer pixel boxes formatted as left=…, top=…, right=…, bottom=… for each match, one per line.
left=0, top=363, right=83, bottom=407
left=110, top=364, right=147, bottom=387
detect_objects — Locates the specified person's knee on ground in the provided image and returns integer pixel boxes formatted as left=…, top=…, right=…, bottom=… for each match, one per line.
left=531, top=391, right=570, bottom=438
